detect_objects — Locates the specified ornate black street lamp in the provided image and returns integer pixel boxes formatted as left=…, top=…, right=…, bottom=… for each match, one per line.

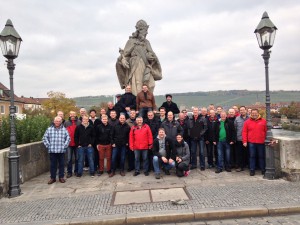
left=0, top=19, right=22, bottom=197
left=254, top=12, right=277, bottom=180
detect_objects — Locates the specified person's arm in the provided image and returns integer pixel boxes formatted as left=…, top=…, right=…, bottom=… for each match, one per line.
left=42, top=128, right=50, bottom=148
left=173, top=103, right=180, bottom=114
left=136, top=95, right=140, bottom=111
left=200, top=118, right=208, bottom=137
left=151, top=93, right=157, bottom=111
left=64, top=129, right=71, bottom=148
left=129, top=127, right=134, bottom=150
left=148, top=126, right=153, bottom=149
left=181, top=143, right=190, bottom=161
left=74, top=126, right=79, bottom=147
left=242, top=122, right=248, bottom=147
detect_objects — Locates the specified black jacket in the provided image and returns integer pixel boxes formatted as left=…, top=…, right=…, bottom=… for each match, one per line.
left=160, top=101, right=180, bottom=114
left=189, top=115, right=207, bottom=140
left=108, top=118, right=119, bottom=127
left=177, top=119, right=190, bottom=141
left=213, top=119, right=236, bottom=143
left=74, top=124, right=95, bottom=147
left=95, top=123, right=113, bottom=145
left=89, top=118, right=101, bottom=128
left=119, top=93, right=136, bottom=111
left=205, top=116, right=219, bottom=142
left=111, top=122, right=130, bottom=147
left=152, top=136, right=175, bottom=160
left=145, top=117, right=160, bottom=139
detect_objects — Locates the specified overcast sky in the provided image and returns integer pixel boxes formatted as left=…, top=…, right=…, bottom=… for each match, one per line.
left=0, top=0, right=299, bottom=98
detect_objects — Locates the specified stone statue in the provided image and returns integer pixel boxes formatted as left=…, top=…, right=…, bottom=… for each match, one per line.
left=116, top=20, right=162, bottom=96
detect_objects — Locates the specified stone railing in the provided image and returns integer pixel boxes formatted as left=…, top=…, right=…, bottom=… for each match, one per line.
left=0, top=142, right=49, bottom=198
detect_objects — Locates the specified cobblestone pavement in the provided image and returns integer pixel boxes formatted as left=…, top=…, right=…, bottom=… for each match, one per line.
left=153, top=214, right=300, bottom=224
left=0, top=169, right=300, bottom=224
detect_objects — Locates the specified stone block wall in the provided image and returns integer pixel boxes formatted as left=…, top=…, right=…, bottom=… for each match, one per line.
left=0, top=142, right=49, bottom=198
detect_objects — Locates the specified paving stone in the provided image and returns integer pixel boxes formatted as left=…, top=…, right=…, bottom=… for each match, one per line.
left=151, top=188, right=189, bottom=202
left=114, top=190, right=150, bottom=205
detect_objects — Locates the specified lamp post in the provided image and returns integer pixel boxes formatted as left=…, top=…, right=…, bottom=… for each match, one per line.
left=0, top=19, right=22, bottom=197
left=254, top=12, right=277, bottom=180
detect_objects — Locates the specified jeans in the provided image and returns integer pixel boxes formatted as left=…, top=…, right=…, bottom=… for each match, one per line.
left=236, top=141, right=248, bottom=169
left=152, top=156, right=175, bottom=174
left=67, top=146, right=78, bottom=175
left=190, top=138, right=205, bottom=168
left=112, top=146, right=126, bottom=171
left=50, top=153, right=65, bottom=179
left=217, top=141, right=231, bottom=170
left=248, top=143, right=265, bottom=172
left=97, top=144, right=112, bottom=172
left=176, top=161, right=189, bottom=177
left=134, top=150, right=149, bottom=172
left=139, top=107, right=152, bottom=119
left=77, top=146, right=94, bottom=175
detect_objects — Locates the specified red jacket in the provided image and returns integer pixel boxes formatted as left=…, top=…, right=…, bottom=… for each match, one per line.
left=242, top=117, right=267, bottom=144
left=129, top=124, right=153, bottom=150
left=66, top=120, right=78, bottom=146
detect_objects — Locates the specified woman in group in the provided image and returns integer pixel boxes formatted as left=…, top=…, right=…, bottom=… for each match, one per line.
left=174, top=134, right=190, bottom=177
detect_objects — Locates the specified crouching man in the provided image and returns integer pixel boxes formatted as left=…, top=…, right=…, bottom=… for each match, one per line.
left=43, top=116, right=70, bottom=184
left=152, top=128, right=175, bottom=179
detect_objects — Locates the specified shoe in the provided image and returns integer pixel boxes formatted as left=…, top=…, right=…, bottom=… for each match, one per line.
left=48, top=179, right=56, bottom=184
left=200, top=167, right=205, bottom=171
left=109, top=172, right=115, bottom=178
left=90, top=173, right=95, bottom=178
left=107, top=170, right=111, bottom=174
left=59, top=178, right=66, bottom=183
left=225, top=168, right=231, bottom=172
left=120, top=171, right=125, bottom=176
left=127, top=168, right=133, bottom=172
left=250, top=170, right=255, bottom=176
left=66, top=173, right=72, bottom=178
left=76, top=174, right=82, bottom=178
left=215, top=169, right=223, bottom=173
left=190, top=166, right=197, bottom=170
left=144, top=172, right=149, bottom=176
left=164, top=170, right=170, bottom=175
left=155, top=173, right=160, bottom=179
left=97, top=171, right=103, bottom=176
left=133, top=171, right=140, bottom=177
left=236, top=168, right=243, bottom=172
left=261, top=170, right=266, bottom=175
left=208, top=165, right=213, bottom=169
left=184, top=170, right=190, bottom=177
left=83, top=167, right=89, bottom=171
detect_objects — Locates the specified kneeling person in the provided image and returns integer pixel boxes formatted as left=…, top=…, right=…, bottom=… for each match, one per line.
left=152, top=128, right=175, bottom=179
left=174, top=134, right=190, bottom=177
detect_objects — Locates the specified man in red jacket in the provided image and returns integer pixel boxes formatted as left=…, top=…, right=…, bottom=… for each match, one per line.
left=242, top=109, right=267, bottom=176
left=64, top=111, right=81, bottom=178
left=129, top=116, right=153, bottom=176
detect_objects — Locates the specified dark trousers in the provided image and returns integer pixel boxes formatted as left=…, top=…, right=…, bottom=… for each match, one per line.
left=236, top=141, right=248, bottom=169
left=50, top=153, right=65, bottom=179
left=67, top=146, right=78, bottom=175
left=127, top=148, right=135, bottom=171
left=206, top=141, right=218, bottom=166
left=230, top=144, right=237, bottom=168
left=249, top=143, right=265, bottom=172
left=176, top=162, right=189, bottom=177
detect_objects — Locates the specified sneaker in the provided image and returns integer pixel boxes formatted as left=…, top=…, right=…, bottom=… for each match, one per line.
left=90, top=173, right=95, bottom=178
left=83, top=167, right=89, bottom=171
left=120, top=171, right=125, bottom=176
left=164, top=170, right=170, bottom=175
left=250, top=170, right=255, bottom=176
left=184, top=170, right=190, bottom=177
left=215, top=169, right=223, bottom=174
left=144, top=171, right=149, bottom=176
left=66, top=173, right=72, bottom=178
left=133, top=171, right=140, bottom=176
left=155, top=173, right=160, bottom=179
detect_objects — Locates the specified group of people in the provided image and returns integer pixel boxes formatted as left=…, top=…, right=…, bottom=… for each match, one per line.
left=42, top=84, right=267, bottom=184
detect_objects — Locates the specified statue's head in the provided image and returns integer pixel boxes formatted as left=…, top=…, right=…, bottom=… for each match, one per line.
left=135, top=20, right=149, bottom=40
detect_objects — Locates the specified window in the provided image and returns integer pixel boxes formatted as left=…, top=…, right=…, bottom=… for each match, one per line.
left=0, top=105, right=4, bottom=114
left=15, top=105, right=19, bottom=113
left=0, top=89, right=3, bottom=96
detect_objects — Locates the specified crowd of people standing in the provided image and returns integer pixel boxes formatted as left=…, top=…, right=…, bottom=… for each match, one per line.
left=42, top=84, right=267, bottom=184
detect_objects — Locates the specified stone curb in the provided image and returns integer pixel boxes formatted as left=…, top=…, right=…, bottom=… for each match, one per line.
left=3, top=205, right=300, bottom=225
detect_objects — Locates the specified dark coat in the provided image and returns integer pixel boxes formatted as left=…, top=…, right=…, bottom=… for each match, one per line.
left=95, top=123, right=113, bottom=145
left=145, top=117, right=160, bottom=139
left=160, top=101, right=180, bottom=114
left=189, top=115, right=207, bottom=140
left=161, top=120, right=183, bottom=141
left=152, top=136, right=175, bottom=160
left=213, top=119, right=236, bottom=143
left=74, top=124, right=95, bottom=147
left=111, top=122, right=130, bottom=147
left=119, top=93, right=137, bottom=111
left=205, top=116, right=219, bottom=142
left=177, top=119, right=190, bottom=142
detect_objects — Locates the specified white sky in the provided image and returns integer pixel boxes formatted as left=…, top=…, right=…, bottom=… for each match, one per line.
left=0, top=0, right=299, bottom=98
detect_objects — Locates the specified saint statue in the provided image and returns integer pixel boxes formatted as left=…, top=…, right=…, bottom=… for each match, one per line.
left=116, top=20, right=162, bottom=96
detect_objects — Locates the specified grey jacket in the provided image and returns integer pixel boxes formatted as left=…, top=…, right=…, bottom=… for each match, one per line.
left=175, top=141, right=190, bottom=164
left=234, top=115, right=249, bottom=141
